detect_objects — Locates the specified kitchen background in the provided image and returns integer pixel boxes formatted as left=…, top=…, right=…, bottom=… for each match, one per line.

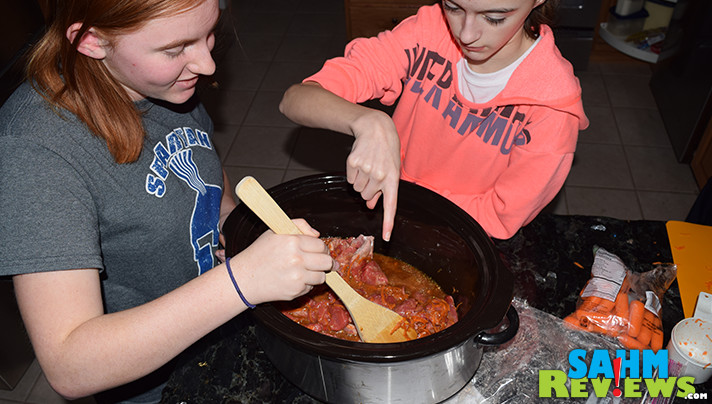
left=0, top=0, right=704, bottom=403
left=209, top=0, right=700, bottom=223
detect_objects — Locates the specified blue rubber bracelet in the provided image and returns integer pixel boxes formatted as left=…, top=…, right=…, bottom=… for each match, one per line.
left=225, top=257, right=256, bottom=309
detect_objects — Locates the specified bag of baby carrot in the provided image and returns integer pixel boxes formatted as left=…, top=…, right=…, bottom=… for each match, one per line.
left=563, top=247, right=676, bottom=353
left=563, top=248, right=631, bottom=337
left=620, top=261, right=676, bottom=352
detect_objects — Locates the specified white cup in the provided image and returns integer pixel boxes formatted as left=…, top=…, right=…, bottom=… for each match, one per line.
left=694, top=292, right=712, bottom=321
left=667, top=317, right=712, bottom=384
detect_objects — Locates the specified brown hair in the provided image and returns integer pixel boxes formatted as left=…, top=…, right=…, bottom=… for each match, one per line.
left=525, top=0, right=559, bottom=40
left=27, top=0, right=207, bottom=164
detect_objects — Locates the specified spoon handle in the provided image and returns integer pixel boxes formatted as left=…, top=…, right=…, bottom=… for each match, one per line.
left=234, top=176, right=344, bottom=292
left=235, top=176, right=302, bottom=235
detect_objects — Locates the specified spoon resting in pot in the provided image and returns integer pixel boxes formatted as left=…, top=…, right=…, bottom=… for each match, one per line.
left=235, top=176, right=417, bottom=343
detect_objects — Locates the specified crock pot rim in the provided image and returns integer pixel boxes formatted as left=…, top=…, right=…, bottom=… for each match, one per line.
left=225, top=173, right=514, bottom=362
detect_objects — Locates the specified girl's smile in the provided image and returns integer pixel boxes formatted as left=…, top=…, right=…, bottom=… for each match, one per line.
left=100, top=0, right=220, bottom=103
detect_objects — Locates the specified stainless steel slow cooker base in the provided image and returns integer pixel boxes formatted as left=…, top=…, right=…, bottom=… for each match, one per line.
left=256, top=325, right=483, bottom=404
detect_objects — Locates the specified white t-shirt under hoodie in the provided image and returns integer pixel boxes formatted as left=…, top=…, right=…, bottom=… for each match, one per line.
left=457, top=36, right=541, bottom=104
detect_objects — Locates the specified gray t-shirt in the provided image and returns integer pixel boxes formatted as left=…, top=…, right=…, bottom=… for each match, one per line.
left=0, top=82, right=224, bottom=401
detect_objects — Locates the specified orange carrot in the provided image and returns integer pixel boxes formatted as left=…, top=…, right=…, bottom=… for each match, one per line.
left=577, top=310, right=611, bottom=321
left=598, top=297, right=616, bottom=313
left=619, top=275, right=630, bottom=295
left=564, top=315, right=588, bottom=331
left=614, top=292, right=630, bottom=320
left=578, top=296, right=602, bottom=311
left=628, top=300, right=645, bottom=338
left=637, top=310, right=657, bottom=346
left=605, top=325, right=623, bottom=338
left=604, top=314, right=628, bottom=337
left=576, top=311, right=613, bottom=329
left=573, top=315, right=608, bottom=335
left=579, top=295, right=616, bottom=315
left=619, top=334, right=649, bottom=350
left=651, top=327, right=664, bottom=352
left=588, top=322, right=609, bottom=335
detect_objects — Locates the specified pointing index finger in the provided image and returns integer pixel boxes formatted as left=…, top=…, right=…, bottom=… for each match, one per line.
left=381, top=183, right=398, bottom=242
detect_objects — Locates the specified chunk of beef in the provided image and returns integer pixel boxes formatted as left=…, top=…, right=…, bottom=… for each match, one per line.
left=324, top=235, right=388, bottom=286
left=395, top=298, right=420, bottom=317
left=359, top=260, right=389, bottom=285
left=328, top=304, right=350, bottom=331
left=325, top=235, right=372, bottom=269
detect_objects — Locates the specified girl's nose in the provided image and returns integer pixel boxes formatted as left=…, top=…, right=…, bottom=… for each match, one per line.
left=188, top=40, right=216, bottom=76
left=458, top=14, right=481, bottom=45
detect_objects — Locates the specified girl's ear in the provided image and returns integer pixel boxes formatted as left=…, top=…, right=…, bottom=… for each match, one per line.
left=66, top=23, right=107, bottom=60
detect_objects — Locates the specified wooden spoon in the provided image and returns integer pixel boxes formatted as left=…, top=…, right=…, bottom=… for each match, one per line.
left=235, top=176, right=417, bottom=343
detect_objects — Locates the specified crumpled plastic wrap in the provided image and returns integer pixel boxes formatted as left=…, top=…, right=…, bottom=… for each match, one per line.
left=444, top=298, right=651, bottom=404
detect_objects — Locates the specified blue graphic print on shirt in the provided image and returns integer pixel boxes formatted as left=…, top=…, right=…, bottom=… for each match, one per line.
left=144, top=127, right=220, bottom=275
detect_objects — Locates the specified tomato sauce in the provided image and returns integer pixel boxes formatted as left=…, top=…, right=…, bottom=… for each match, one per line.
left=277, top=236, right=458, bottom=342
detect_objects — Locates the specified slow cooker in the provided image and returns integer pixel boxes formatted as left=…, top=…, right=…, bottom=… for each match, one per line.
left=224, top=173, right=518, bottom=403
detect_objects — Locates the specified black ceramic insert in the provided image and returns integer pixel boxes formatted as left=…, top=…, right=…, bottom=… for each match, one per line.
left=223, top=173, right=514, bottom=362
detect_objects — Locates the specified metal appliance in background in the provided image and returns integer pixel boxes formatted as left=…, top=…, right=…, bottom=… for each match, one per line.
left=553, top=0, right=603, bottom=71
left=650, top=0, right=712, bottom=163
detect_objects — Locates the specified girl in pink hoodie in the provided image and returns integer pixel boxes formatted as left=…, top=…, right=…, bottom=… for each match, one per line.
left=280, top=0, right=588, bottom=240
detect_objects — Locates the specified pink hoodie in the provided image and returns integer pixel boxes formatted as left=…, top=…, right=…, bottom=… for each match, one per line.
left=305, top=4, right=588, bottom=239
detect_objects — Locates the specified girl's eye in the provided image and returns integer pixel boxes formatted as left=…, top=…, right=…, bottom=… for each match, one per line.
left=442, top=1, right=460, bottom=12
left=485, top=16, right=505, bottom=25
left=164, top=47, right=185, bottom=58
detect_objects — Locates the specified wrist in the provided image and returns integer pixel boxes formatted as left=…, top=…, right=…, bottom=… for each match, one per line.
left=350, top=107, right=387, bottom=139
left=225, top=257, right=256, bottom=309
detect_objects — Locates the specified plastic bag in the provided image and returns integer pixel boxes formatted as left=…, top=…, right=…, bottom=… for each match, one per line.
left=563, top=247, right=677, bottom=352
left=446, top=298, right=648, bottom=403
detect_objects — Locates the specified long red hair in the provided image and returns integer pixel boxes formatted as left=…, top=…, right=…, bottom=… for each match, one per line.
left=27, top=0, right=208, bottom=164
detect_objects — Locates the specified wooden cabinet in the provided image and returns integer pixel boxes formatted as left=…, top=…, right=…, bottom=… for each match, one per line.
left=345, top=0, right=437, bottom=40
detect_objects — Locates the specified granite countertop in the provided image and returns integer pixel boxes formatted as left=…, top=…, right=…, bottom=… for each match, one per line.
left=161, top=214, right=704, bottom=403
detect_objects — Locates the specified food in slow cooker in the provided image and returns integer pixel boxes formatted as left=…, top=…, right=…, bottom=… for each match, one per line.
left=276, top=235, right=459, bottom=342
